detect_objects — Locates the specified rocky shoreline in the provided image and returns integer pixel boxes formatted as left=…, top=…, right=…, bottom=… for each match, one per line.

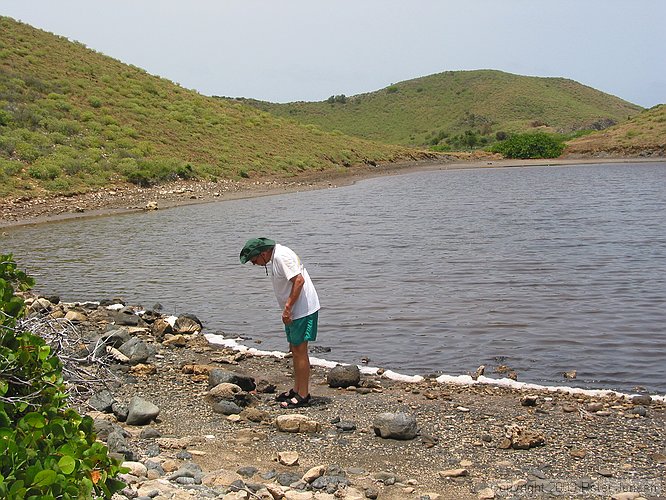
left=20, top=294, right=666, bottom=500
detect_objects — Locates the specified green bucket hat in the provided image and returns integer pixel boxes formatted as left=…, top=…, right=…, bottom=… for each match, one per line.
left=239, top=237, right=275, bottom=264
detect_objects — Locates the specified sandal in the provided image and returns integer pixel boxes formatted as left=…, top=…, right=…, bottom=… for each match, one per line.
left=275, top=389, right=297, bottom=402
left=280, top=393, right=311, bottom=409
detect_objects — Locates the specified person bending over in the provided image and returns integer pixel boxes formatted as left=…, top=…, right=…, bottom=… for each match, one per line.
left=240, top=237, right=320, bottom=408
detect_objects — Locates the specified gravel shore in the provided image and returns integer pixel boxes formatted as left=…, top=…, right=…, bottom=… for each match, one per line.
left=21, top=296, right=666, bottom=500
left=134, top=338, right=666, bottom=499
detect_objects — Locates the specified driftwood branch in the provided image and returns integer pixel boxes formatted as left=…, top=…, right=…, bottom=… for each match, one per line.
left=13, top=315, right=121, bottom=408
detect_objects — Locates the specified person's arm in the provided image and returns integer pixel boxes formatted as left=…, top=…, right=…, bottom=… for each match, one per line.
left=282, top=274, right=304, bottom=325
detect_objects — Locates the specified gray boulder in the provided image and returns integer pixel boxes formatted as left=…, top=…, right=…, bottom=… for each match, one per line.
left=88, top=389, right=115, bottom=413
left=106, top=430, right=136, bottom=460
left=327, top=364, right=361, bottom=388
left=311, top=475, right=350, bottom=491
left=373, top=412, right=418, bottom=440
left=118, top=337, right=152, bottom=365
left=140, top=427, right=162, bottom=439
left=93, top=419, right=128, bottom=441
left=112, top=402, right=128, bottom=422
left=126, top=396, right=160, bottom=425
left=114, top=307, right=141, bottom=326
left=101, top=328, right=132, bottom=348
left=208, top=369, right=256, bottom=392
left=212, top=400, right=243, bottom=415
left=169, top=462, right=204, bottom=483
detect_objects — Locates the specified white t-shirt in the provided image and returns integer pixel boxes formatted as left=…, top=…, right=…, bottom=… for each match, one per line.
left=270, top=244, right=320, bottom=320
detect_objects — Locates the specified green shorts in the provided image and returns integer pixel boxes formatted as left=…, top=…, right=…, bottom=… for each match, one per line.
left=284, top=311, right=318, bottom=346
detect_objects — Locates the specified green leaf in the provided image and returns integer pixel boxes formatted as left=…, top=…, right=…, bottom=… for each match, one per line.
left=32, top=468, right=56, bottom=487
left=38, top=345, right=51, bottom=361
left=0, top=408, right=10, bottom=428
left=57, top=442, right=76, bottom=457
left=22, top=412, right=46, bottom=429
left=8, top=479, right=26, bottom=497
left=57, top=455, right=76, bottom=475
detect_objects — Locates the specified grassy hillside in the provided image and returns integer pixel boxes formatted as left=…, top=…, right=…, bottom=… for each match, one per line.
left=237, top=70, right=642, bottom=149
left=564, top=104, right=666, bottom=157
left=0, top=17, right=418, bottom=199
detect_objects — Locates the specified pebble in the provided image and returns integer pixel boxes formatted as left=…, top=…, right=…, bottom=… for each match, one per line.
left=520, top=395, right=538, bottom=407
left=277, top=451, right=299, bottom=466
left=630, top=406, right=647, bottom=417
left=611, top=493, right=643, bottom=500
left=364, top=487, right=379, bottom=499
left=438, top=468, right=469, bottom=478
left=302, top=465, right=325, bottom=483
left=631, top=395, right=652, bottom=405
left=478, top=487, right=495, bottom=499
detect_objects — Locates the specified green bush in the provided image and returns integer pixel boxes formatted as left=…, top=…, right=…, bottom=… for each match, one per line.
left=28, top=162, right=61, bottom=181
left=120, top=157, right=196, bottom=186
left=326, top=94, right=347, bottom=104
left=490, top=132, right=564, bottom=159
left=0, top=135, right=16, bottom=156
left=88, top=96, right=102, bottom=108
left=0, top=109, right=12, bottom=126
left=0, top=254, right=126, bottom=499
left=0, top=160, right=22, bottom=186
left=15, top=141, right=41, bottom=162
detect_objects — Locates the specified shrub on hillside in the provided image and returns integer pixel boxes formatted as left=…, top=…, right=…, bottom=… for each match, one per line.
left=28, top=161, right=62, bottom=181
left=0, top=109, right=12, bottom=126
left=490, top=132, right=564, bottom=159
left=0, top=254, right=126, bottom=499
left=120, top=157, right=198, bottom=187
left=326, top=94, right=347, bottom=104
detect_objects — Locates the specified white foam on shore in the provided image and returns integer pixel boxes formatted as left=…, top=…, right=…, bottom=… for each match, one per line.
left=436, top=374, right=666, bottom=402
left=207, top=333, right=665, bottom=401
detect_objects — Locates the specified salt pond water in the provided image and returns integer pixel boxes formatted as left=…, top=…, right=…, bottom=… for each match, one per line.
left=4, top=162, right=666, bottom=394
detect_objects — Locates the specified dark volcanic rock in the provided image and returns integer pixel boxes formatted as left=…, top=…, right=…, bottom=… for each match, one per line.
left=208, top=368, right=256, bottom=392
left=327, top=364, right=361, bottom=388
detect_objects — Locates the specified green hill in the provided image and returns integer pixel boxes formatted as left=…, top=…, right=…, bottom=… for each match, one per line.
left=0, top=17, right=418, bottom=199
left=235, top=70, right=642, bottom=149
left=565, top=104, right=666, bottom=157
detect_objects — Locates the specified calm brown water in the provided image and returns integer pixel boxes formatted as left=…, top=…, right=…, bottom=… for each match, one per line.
left=4, top=162, right=666, bottom=393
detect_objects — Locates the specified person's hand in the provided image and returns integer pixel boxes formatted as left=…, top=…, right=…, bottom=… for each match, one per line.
left=282, top=306, right=292, bottom=325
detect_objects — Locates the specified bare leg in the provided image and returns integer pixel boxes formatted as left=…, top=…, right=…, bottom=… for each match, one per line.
left=290, top=341, right=310, bottom=397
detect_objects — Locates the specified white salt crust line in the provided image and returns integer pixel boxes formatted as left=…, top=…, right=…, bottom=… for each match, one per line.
left=204, top=333, right=666, bottom=403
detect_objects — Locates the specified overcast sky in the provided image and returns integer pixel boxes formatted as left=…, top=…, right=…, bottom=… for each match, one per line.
left=2, top=0, right=665, bottom=107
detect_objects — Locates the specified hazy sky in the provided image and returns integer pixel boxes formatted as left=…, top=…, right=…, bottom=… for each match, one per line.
left=2, top=0, right=665, bottom=107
